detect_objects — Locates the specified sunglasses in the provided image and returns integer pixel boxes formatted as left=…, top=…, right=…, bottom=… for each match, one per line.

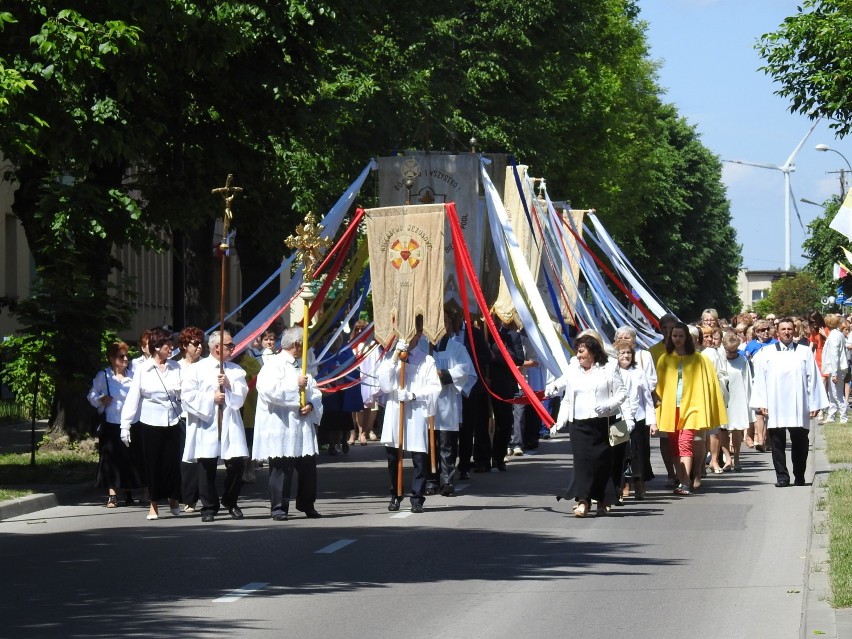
left=189, top=340, right=203, bottom=347
left=220, top=343, right=235, bottom=350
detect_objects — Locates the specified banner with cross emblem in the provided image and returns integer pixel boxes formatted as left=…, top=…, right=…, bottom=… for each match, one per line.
left=365, top=203, right=446, bottom=346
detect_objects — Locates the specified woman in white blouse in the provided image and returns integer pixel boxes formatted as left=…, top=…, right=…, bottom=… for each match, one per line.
left=557, top=334, right=628, bottom=517
left=87, top=341, right=138, bottom=507
left=120, top=328, right=183, bottom=520
left=614, top=338, right=657, bottom=501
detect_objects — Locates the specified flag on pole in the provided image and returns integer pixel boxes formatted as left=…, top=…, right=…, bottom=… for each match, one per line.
left=834, top=262, right=851, bottom=280
left=830, top=191, right=852, bottom=241
left=364, top=203, right=446, bottom=346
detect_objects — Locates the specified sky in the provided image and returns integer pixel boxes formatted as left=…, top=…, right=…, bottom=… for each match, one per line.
left=637, top=0, right=846, bottom=272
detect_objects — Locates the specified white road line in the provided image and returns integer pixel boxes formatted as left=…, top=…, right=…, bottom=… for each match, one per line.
left=315, top=539, right=356, bottom=554
left=213, top=582, right=269, bottom=603
left=390, top=512, right=412, bottom=519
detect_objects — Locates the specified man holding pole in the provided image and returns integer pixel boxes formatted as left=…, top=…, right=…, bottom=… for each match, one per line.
left=376, top=317, right=442, bottom=513
left=180, top=330, right=249, bottom=522
left=253, top=327, right=324, bottom=520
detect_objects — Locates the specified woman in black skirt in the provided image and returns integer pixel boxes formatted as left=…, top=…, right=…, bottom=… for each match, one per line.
left=557, top=335, right=628, bottom=517
left=88, top=341, right=140, bottom=507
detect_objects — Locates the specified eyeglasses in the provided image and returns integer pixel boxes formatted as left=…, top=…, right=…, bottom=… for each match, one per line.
left=189, top=340, right=203, bottom=347
left=116, top=354, right=129, bottom=359
left=221, top=343, right=235, bottom=350
left=757, top=328, right=770, bottom=332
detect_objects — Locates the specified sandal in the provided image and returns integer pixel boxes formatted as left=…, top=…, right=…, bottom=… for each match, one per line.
left=574, top=501, right=589, bottom=518
left=106, top=495, right=118, bottom=508
left=674, top=484, right=691, bottom=496
left=359, top=433, right=367, bottom=445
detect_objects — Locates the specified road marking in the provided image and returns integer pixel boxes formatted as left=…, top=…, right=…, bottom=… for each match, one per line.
left=213, top=582, right=269, bottom=603
left=315, top=539, right=356, bottom=554
left=390, top=511, right=412, bottom=519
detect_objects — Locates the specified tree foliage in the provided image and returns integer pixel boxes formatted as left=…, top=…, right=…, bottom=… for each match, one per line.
left=0, top=0, right=743, bottom=434
left=802, top=197, right=852, bottom=298
left=760, top=271, right=823, bottom=317
left=757, top=1, right=852, bottom=136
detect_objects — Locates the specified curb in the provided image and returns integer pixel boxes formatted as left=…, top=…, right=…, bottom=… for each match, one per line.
left=0, top=483, right=91, bottom=522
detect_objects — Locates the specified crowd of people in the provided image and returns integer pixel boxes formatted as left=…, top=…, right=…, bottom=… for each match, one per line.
left=87, top=306, right=841, bottom=521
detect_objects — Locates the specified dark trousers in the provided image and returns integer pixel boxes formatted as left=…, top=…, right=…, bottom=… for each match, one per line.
left=467, top=391, right=492, bottom=470
left=426, top=430, right=460, bottom=487
left=141, top=424, right=181, bottom=503
left=769, top=427, right=810, bottom=483
left=458, top=412, right=474, bottom=474
left=268, top=455, right=317, bottom=517
left=491, top=400, right=513, bottom=468
left=178, top=421, right=199, bottom=506
left=197, top=457, right=244, bottom=515
left=523, top=404, right=542, bottom=449
left=386, top=446, right=427, bottom=505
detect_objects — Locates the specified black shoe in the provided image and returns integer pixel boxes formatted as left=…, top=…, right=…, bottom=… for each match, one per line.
left=410, top=503, right=424, bottom=513
left=328, top=445, right=339, bottom=456
left=124, top=492, right=135, bottom=507
left=794, top=478, right=806, bottom=486
left=202, top=513, right=215, bottom=522
left=459, top=471, right=470, bottom=480
left=424, top=483, right=439, bottom=496
left=341, top=442, right=350, bottom=454
left=272, top=513, right=288, bottom=521
left=227, top=506, right=244, bottom=520
left=495, top=464, right=508, bottom=472
left=304, top=509, right=322, bottom=519
left=775, top=480, right=791, bottom=488
left=473, top=465, right=491, bottom=473
left=388, top=496, right=401, bottom=512
left=440, top=484, right=455, bottom=497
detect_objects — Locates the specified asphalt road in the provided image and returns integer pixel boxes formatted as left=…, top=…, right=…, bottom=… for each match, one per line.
left=0, top=436, right=813, bottom=639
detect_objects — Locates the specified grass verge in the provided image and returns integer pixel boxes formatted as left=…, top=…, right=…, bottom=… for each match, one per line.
left=828, top=469, right=852, bottom=607
left=824, top=422, right=852, bottom=464
left=0, top=448, right=98, bottom=502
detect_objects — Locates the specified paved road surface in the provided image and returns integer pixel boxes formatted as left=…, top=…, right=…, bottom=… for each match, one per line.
left=0, top=434, right=821, bottom=639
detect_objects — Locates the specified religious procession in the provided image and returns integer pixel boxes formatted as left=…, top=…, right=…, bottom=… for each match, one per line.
left=86, top=155, right=836, bottom=522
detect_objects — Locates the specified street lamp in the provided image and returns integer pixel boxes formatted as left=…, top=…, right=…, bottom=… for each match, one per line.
left=815, top=143, right=852, bottom=197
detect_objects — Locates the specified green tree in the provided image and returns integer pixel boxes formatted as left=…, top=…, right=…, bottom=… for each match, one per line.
left=762, top=271, right=823, bottom=317
left=802, top=197, right=852, bottom=298
left=757, top=1, right=852, bottom=136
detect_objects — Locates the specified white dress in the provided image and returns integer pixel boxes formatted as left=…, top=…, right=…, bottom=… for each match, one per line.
left=751, top=342, right=828, bottom=430
left=376, top=348, right=442, bottom=451
left=252, top=350, right=323, bottom=459
left=181, top=356, right=249, bottom=461
left=718, top=352, right=754, bottom=431
left=432, top=338, right=476, bottom=432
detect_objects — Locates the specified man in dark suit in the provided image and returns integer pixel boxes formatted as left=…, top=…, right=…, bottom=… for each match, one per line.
left=461, top=320, right=492, bottom=476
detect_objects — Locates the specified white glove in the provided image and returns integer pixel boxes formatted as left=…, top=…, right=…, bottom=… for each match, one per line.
left=120, top=427, right=131, bottom=447
left=395, top=389, right=414, bottom=402
left=395, top=339, right=409, bottom=353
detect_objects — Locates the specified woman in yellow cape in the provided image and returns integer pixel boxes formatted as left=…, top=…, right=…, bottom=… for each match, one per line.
left=655, top=322, right=727, bottom=495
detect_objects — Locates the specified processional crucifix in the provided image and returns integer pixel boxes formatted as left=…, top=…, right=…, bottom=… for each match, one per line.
left=212, top=174, right=242, bottom=438
left=285, top=212, right=332, bottom=406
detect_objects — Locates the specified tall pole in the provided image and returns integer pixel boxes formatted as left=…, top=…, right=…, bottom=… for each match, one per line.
left=212, top=175, right=242, bottom=438
left=784, top=172, right=791, bottom=270
left=285, top=212, right=331, bottom=406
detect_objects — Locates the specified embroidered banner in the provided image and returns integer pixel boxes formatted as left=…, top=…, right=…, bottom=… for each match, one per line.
left=364, top=203, right=446, bottom=346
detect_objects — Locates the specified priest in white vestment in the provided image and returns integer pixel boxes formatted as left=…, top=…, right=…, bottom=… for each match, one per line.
left=427, top=326, right=477, bottom=496
left=181, top=330, right=249, bottom=522
left=751, top=318, right=828, bottom=487
left=376, top=320, right=441, bottom=513
left=254, top=327, right=324, bottom=520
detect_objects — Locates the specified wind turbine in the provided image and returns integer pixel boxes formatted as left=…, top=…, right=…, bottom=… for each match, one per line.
left=724, top=119, right=820, bottom=270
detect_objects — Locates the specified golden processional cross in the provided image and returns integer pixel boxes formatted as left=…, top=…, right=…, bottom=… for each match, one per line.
left=285, top=211, right=332, bottom=406
left=211, top=174, right=243, bottom=438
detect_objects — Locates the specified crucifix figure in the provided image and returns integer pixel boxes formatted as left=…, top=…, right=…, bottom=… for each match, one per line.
left=285, top=211, right=332, bottom=405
